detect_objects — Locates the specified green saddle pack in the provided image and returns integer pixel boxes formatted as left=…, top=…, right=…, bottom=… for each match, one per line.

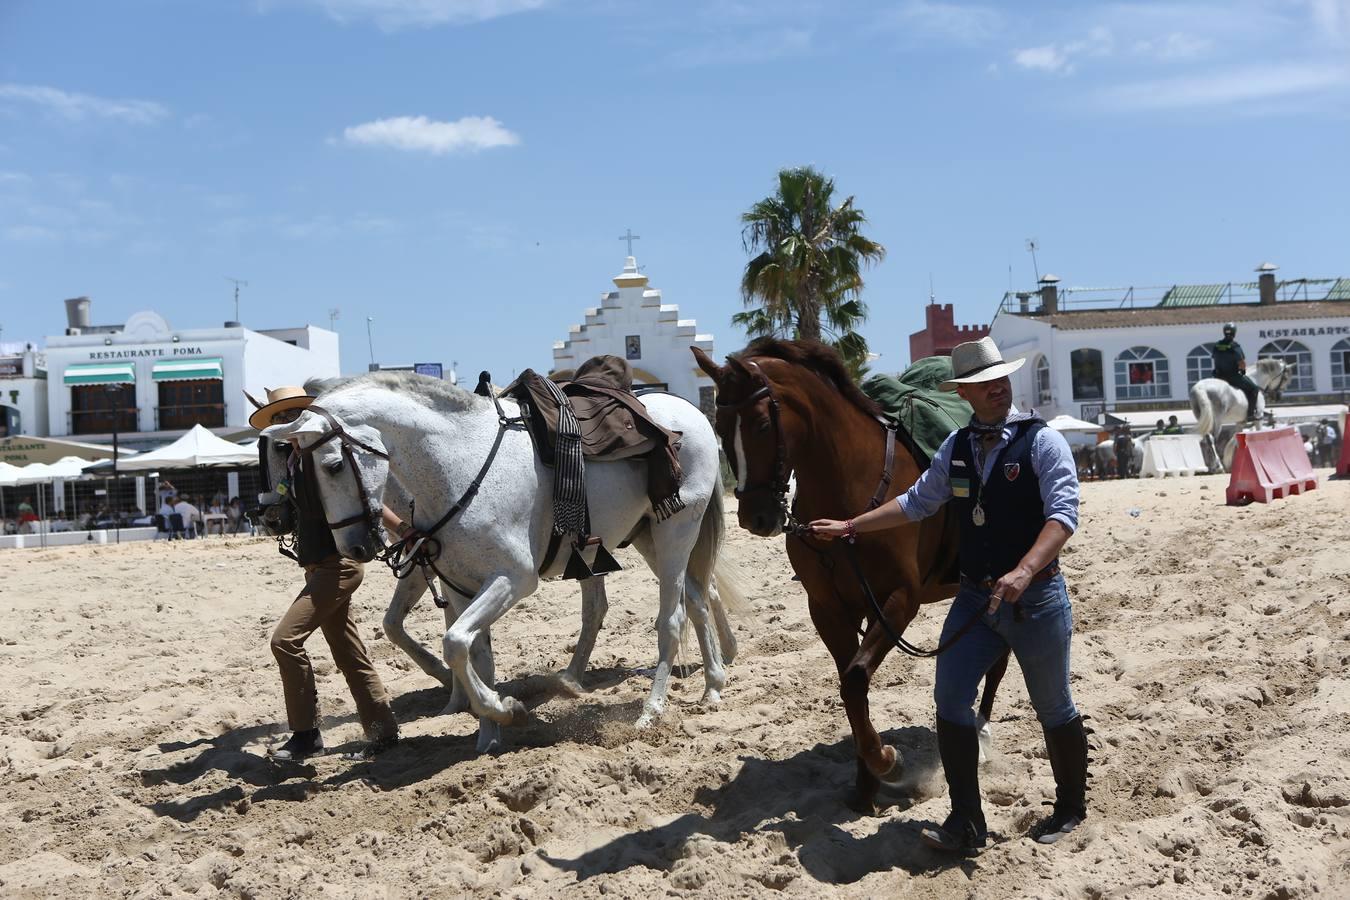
left=861, top=356, right=973, bottom=470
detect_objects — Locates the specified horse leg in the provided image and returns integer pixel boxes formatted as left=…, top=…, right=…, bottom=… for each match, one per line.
left=975, top=648, right=1011, bottom=764
left=841, top=588, right=920, bottom=788
left=381, top=571, right=457, bottom=690
left=804, top=590, right=877, bottom=812
left=441, top=574, right=529, bottom=729
left=683, top=574, right=726, bottom=705
left=442, top=587, right=502, bottom=752
left=558, top=577, right=608, bottom=695
left=708, top=574, right=739, bottom=665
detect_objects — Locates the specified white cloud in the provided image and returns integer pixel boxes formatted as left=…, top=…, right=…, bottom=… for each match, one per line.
left=341, top=115, right=520, bottom=154
left=1132, top=31, right=1212, bottom=60
left=884, top=1, right=1003, bottom=45
left=4, top=225, right=59, bottom=242
left=1103, top=62, right=1350, bottom=109
left=1013, top=44, right=1071, bottom=72
left=286, top=0, right=547, bottom=29
left=1012, top=26, right=1112, bottom=74
left=1308, top=0, right=1350, bottom=42
left=0, top=83, right=167, bottom=124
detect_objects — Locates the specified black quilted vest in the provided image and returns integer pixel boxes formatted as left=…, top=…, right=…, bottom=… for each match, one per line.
left=949, top=420, right=1050, bottom=582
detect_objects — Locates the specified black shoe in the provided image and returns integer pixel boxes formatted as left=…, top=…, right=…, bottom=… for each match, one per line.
left=1033, top=715, right=1090, bottom=845
left=271, top=728, right=323, bottom=761
left=921, top=812, right=987, bottom=854
left=341, top=734, right=399, bottom=761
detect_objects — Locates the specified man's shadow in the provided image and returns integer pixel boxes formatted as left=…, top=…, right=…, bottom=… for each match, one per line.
left=540, top=724, right=978, bottom=885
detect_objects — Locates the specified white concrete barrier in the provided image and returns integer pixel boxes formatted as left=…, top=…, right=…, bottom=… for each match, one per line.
left=1141, top=434, right=1209, bottom=478
left=0, top=526, right=159, bottom=550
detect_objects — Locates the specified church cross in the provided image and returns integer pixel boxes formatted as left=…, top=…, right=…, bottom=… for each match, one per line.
left=618, top=228, right=641, bottom=256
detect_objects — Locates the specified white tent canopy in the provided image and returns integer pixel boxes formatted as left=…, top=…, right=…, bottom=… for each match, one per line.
left=92, top=424, right=258, bottom=472
left=1046, top=414, right=1103, bottom=433
left=0, top=461, right=26, bottom=487
left=15, top=456, right=92, bottom=484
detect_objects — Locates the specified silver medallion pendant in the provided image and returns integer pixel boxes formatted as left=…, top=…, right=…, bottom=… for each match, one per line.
left=971, top=503, right=986, bottom=527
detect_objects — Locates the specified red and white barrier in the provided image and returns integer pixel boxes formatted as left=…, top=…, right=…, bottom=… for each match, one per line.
left=1338, top=433, right=1350, bottom=478
left=1226, top=426, right=1318, bottom=505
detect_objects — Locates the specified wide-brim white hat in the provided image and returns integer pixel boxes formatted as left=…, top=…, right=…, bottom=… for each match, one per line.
left=939, top=337, right=1026, bottom=392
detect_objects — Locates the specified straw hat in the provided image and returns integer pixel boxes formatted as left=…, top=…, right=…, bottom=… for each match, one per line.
left=246, top=386, right=314, bottom=430
left=939, top=337, right=1026, bottom=392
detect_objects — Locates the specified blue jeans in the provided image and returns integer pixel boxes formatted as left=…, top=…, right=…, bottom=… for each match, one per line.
left=934, top=574, right=1078, bottom=730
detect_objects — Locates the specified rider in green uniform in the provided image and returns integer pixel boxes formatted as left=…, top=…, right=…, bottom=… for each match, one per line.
left=1163, top=415, right=1183, bottom=435
left=1211, top=323, right=1259, bottom=423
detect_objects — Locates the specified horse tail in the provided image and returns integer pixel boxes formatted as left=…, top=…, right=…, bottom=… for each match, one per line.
left=688, top=472, right=745, bottom=665
left=1191, top=384, right=1215, bottom=437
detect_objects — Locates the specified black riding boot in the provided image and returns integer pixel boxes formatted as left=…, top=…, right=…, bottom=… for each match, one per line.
left=1032, top=715, right=1089, bottom=844
left=271, top=728, right=323, bottom=762
left=921, top=716, right=988, bottom=854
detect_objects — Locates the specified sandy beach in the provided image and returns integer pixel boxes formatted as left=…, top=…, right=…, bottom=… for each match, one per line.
left=2, top=473, right=1348, bottom=898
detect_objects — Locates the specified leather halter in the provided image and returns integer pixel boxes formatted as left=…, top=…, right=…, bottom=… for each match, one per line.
left=716, top=357, right=897, bottom=532
left=295, top=404, right=390, bottom=533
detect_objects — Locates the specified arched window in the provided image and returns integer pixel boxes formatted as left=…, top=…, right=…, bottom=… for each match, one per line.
left=1186, top=343, right=1215, bottom=388
left=1034, top=354, right=1052, bottom=406
left=1070, top=349, right=1103, bottom=401
left=1114, top=346, right=1170, bottom=400
left=1258, top=340, right=1314, bottom=394
left=1331, top=338, right=1350, bottom=392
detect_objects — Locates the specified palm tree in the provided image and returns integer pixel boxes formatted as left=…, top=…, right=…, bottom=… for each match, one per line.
left=736, top=166, right=886, bottom=377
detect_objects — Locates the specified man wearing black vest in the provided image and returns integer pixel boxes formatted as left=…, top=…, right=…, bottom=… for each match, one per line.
left=809, top=337, right=1088, bottom=854
left=1212, top=322, right=1259, bottom=422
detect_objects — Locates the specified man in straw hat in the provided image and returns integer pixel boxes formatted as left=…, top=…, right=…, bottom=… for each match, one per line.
left=249, top=386, right=403, bottom=761
left=809, top=337, right=1089, bottom=853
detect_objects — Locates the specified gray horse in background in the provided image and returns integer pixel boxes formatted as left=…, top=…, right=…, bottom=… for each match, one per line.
left=1190, top=358, right=1296, bottom=471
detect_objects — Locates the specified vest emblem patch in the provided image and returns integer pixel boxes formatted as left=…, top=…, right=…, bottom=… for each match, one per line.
left=1003, top=462, right=1021, bottom=481
left=951, top=477, right=971, bottom=498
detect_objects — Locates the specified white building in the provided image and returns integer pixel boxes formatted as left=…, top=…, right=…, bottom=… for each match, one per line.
left=0, top=342, right=49, bottom=438
left=991, top=265, right=1350, bottom=427
left=552, top=256, right=716, bottom=413
left=43, top=297, right=340, bottom=449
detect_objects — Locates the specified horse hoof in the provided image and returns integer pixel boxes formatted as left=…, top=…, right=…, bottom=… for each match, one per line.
left=442, top=694, right=471, bottom=716
left=846, top=791, right=879, bottom=817
left=553, top=673, right=585, bottom=698
left=635, top=710, right=658, bottom=729
left=504, top=697, right=529, bottom=727
left=476, top=729, right=503, bottom=755
left=701, top=689, right=722, bottom=706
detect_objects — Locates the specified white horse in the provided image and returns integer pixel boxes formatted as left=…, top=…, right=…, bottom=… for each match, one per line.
left=1092, top=436, right=1144, bottom=478
left=263, top=371, right=740, bottom=752
left=1190, top=358, right=1295, bottom=471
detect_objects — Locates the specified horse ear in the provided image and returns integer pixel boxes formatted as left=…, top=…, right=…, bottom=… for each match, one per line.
left=725, top=354, right=753, bottom=379
left=690, top=346, right=726, bottom=381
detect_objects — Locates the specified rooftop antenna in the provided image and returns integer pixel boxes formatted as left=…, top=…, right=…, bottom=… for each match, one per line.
left=225, top=277, right=248, bottom=321
left=366, top=316, right=376, bottom=367
left=1025, top=239, right=1040, bottom=283
left=929, top=272, right=936, bottom=303
left=328, top=307, right=341, bottom=330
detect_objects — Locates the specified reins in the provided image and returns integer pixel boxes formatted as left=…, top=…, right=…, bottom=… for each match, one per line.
left=721, top=361, right=982, bottom=659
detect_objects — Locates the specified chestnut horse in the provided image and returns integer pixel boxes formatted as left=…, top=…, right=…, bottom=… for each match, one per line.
left=694, top=338, right=1008, bottom=813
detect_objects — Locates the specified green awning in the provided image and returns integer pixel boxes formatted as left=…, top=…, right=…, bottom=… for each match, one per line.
left=63, top=363, right=136, bottom=386
left=152, top=357, right=223, bottom=382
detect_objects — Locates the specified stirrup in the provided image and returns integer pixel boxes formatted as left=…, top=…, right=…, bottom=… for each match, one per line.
left=562, top=538, right=622, bottom=580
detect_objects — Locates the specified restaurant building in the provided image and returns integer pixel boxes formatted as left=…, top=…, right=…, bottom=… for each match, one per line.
left=990, top=264, right=1350, bottom=427
left=0, top=341, right=49, bottom=438
left=44, top=297, right=340, bottom=449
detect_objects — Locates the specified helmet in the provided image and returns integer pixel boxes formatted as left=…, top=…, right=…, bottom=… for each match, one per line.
left=1223, top=321, right=1236, bottom=333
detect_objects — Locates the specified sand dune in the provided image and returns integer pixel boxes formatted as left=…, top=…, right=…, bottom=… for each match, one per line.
left=1, top=474, right=1348, bottom=898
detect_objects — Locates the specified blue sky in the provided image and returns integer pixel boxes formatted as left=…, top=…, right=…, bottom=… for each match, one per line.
left=1, top=0, right=1347, bottom=377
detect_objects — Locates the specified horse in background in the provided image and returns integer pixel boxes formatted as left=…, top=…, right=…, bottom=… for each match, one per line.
left=694, top=338, right=1009, bottom=814
left=263, top=371, right=742, bottom=753
left=1190, top=358, right=1296, bottom=471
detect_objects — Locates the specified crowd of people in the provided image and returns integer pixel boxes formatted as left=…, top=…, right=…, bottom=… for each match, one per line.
left=156, top=489, right=248, bottom=538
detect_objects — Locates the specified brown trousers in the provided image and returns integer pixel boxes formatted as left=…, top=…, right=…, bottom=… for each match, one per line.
left=270, top=555, right=398, bottom=740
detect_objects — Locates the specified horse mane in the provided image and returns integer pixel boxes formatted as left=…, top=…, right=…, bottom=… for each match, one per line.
left=320, top=370, right=488, bottom=414
left=736, top=337, right=882, bottom=418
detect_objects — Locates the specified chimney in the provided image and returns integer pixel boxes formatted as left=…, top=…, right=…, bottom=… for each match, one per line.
left=1038, top=274, right=1061, bottom=314
left=64, top=296, right=91, bottom=333
left=1256, top=262, right=1278, bottom=306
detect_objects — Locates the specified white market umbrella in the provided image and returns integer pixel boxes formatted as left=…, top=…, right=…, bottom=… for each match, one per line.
left=99, top=424, right=258, bottom=472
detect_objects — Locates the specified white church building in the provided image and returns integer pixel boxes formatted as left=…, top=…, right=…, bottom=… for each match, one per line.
left=552, top=255, right=716, bottom=414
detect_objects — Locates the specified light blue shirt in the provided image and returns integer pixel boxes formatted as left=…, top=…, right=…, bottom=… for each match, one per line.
left=896, top=416, right=1079, bottom=534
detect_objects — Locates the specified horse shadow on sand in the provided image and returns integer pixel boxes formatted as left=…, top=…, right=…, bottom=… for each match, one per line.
left=540, top=723, right=981, bottom=885
left=141, top=666, right=648, bottom=822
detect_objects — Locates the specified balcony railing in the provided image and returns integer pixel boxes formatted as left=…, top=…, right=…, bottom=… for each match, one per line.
left=155, top=403, right=226, bottom=431
left=69, top=408, right=137, bottom=435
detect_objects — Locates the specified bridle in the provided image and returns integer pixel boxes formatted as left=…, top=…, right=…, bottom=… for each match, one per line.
left=294, top=404, right=390, bottom=534
left=715, top=357, right=896, bottom=535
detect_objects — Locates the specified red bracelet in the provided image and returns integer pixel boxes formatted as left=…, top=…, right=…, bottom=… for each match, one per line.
left=842, top=519, right=857, bottom=543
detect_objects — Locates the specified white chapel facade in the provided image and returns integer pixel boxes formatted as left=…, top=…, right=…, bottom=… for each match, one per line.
left=552, top=255, right=716, bottom=414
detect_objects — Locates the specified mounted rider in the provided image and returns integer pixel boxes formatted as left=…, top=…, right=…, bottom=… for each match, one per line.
left=1212, top=322, right=1260, bottom=423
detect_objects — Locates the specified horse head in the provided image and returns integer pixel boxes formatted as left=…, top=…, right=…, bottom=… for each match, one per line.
left=262, top=406, right=391, bottom=563
left=693, top=346, right=794, bottom=535
left=255, top=435, right=296, bottom=538
left=1260, top=358, right=1295, bottom=401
